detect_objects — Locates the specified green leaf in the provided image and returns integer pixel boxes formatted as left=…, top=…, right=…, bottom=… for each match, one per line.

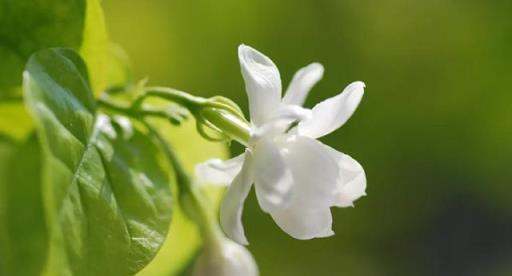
left=23, top=48, right=173, bottom=275
left=0, top=0, right=85, bottom=94
left=0, top=135, right=48, bottom=276
left=0, top=0, right=122, bottom=141
left=0, top=0, right=117, bottom=94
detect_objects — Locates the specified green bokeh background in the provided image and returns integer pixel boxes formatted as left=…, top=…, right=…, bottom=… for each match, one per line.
left=103, top=0, right=512, bottom=275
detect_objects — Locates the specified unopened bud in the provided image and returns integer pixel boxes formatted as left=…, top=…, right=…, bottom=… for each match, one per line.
left=193, top=237, right=259, bottom=276
left=199, top=107, right=251, bottom=147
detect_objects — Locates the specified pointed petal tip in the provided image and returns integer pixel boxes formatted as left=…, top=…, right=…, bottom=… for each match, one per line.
left=308, top=62, right=324, bottom=72
left=238, top=45, right=274, bottom=68
left=353, top=81, right=366, bottom=90
left=282, top=62, right=325, bottom=106
left=222, top=213, right=251, bottom=245
left=230, top=234, right=249, bottom=246
left=237, top=44, right=282, bottom=125
left=219, top=151, right=254, bottom=249
left=238, top=43, right=249, bottom=53
left=297, top=79, right=365, bottom=138
left=320, top=229, right=335, bottom=238
left=238, top=44, right=261, bottom=61
left=292, top=229, right=334, bottom=240
left=237, top=44, right=251, bottom=60
left=305, top=62, right=325, bottom=81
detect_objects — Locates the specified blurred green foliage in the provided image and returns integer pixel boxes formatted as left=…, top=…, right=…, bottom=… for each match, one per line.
left=0, top=136, right=47, bottom=276
left=0, top=0, right=84, bottom=92
left=102, top=0, right=512, bottom=275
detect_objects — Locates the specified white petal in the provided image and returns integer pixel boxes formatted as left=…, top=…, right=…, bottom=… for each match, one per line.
left=271, top=204, right=334, bottom=240
left=298, top=81, right=365, bottom=138
left=250, top=105, right=311, bottom=143
left=281, top=136, right=340, bottom=209
left=322, top=145, right=367, bottom=207
left=195, top=154, right=245, bottom=185
left=220, top=151, right=255, bottom=245
left=266, top=136, right=339, bottom=239
left=238, top=44, right=282, bottom=126
left=253, top=138, right=294, bottom=213
left=282, top=63, right=324, bottom=106
left=273, top=104, right=312, bottom=122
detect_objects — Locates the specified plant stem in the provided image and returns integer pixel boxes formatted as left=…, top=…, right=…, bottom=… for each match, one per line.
left=142, top=87, right=205, bottom=111
left=97, top=95, right=170, bottom=119
left=98, top=88, right=252, bottom=146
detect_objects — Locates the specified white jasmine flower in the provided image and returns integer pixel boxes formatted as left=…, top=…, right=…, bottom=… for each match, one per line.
left=193, top=236, right=259, bottom=276
left=196, top=44, right=366, bottom=244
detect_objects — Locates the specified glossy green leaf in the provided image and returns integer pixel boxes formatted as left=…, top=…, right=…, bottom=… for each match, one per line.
left=0, top=135, right=48, bottom=276
left=23, top=48, right=173, bottom=275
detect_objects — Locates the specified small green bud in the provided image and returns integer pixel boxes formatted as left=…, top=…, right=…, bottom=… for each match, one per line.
left=199, top=107, right=251, bottom=147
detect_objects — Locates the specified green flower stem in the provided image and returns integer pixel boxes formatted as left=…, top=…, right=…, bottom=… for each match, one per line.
left=97, top=95, right=167, bottom=119
left=141, top=87, right=205, bottom=112
left=99, top=87, right=252, bottom=146
left=142, top=87, right=252, bottom=147
left=142, top=87, right=246, bottom=120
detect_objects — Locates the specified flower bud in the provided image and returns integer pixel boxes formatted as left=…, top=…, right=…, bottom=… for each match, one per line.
left=193, top=237, right=259, bottom=276
left=199, top=107, right=251, bottom=147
